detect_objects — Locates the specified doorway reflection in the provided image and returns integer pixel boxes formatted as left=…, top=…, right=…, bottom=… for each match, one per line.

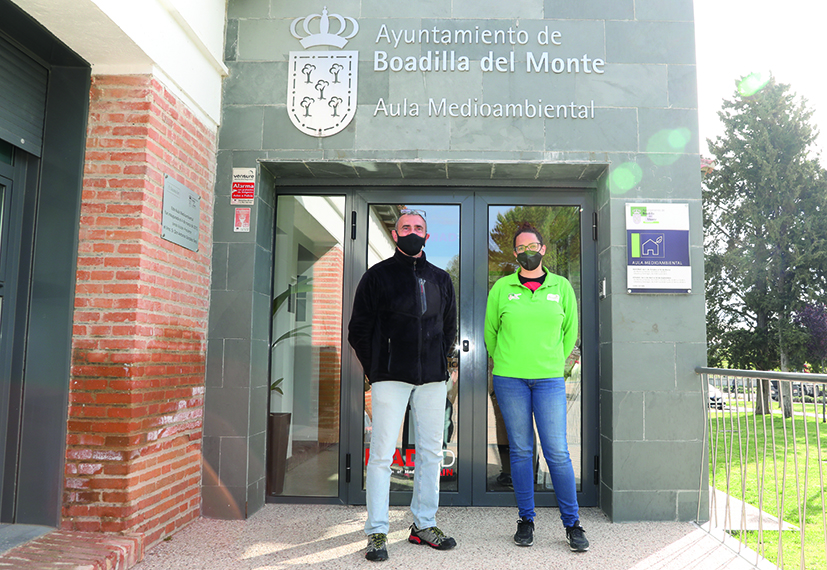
left=269, top=195, right=346, bottom=497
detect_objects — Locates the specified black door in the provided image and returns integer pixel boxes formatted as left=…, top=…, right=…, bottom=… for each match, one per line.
left=0, top=140, right=33, bottom=521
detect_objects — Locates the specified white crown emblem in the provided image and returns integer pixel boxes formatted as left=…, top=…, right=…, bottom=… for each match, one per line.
left=291, top=7, right=359, bottom=49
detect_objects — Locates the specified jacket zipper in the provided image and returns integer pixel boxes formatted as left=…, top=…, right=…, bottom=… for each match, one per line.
left=413, top=258, right=423, bottom=384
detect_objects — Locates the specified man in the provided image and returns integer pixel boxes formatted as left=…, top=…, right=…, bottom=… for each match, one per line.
left=348, top=209, right=458, bottom=562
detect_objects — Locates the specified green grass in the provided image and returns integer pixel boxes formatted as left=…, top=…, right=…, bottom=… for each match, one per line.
left=709, top=408, right=827, bottom=569
left=718, top=392, right=827, bottom=418
left=790, top=402, right=827, bottom=416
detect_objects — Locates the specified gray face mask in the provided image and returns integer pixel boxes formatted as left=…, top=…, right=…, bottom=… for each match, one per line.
left=396, top=233, right=426, bottom=256
left=516, top=251, right=543, bottom=271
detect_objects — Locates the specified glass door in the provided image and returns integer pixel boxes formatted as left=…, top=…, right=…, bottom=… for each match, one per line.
left=347, top=192, right=474, bottom=506
left=471, top=192, right=598, bottom=507
left=268, top=187, right=597, bottom=508
left=268, top=194, right=347, bottom=498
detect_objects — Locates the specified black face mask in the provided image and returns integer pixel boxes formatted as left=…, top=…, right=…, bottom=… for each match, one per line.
left=516, top=251, right=543, bottom=271
left=396, top=233, right=426, bottom=256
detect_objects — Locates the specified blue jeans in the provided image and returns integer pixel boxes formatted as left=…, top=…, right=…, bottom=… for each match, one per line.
left=365, top=380, right=447, bottom=535
left=492, top=375, right=579, bottom=527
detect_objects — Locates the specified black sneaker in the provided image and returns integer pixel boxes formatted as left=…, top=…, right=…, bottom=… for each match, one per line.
left=565, top=522, right=589, bottom=552
left=514, top=517, right=534, bottom=546
left=408, top=524, right=457, bottom=550
left=365, top=533, right=389, bottom=561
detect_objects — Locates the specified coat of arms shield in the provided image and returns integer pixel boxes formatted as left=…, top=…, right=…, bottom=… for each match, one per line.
left=287, top=51, right=358, bottom=137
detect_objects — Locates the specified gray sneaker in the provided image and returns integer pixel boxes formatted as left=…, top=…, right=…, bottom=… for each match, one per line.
left=408, top=524, right=457, bottom=550
left=366, top=533, right=389, bottom=561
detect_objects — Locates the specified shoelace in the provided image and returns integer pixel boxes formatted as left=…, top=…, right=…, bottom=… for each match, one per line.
left=429, top=527, right=446, bottom=539
left=369, top=534, right=387, bottom=548
left=415, top=525, right=447, bottom=541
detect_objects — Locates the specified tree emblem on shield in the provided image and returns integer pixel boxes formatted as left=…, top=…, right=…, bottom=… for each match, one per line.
left=287, top=9, right=359, bottom=137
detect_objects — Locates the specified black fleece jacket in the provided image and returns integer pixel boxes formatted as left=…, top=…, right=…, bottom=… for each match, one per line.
left=348, top=249, right=457, bottom=385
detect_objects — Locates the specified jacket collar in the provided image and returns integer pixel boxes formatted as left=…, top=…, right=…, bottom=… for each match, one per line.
left=393, top=248, right=427, bottom=267
left=507, top=266, right=550, bottom=287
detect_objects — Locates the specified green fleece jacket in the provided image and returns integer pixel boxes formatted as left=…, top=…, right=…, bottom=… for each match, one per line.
left=484, top=268, right=578, bottom=379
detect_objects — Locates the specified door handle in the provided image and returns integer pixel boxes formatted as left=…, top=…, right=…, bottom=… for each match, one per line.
left=462, top=340, right=470, bottom=352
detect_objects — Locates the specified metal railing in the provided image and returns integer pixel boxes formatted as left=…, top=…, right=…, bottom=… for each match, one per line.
left=696, top=367, right=827, bottom=570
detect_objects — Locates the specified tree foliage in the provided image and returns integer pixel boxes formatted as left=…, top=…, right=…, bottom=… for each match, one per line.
left=488, top=205, right=580, bottom=287
left=703, top=77, right=827, bottom=374
left=793, top=303, right=827, bottom=372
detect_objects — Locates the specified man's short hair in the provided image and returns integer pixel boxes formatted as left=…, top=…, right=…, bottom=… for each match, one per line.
left=395, top=211, right=427, bottom=233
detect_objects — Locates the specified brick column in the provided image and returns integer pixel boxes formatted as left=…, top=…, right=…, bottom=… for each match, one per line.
left=65, top=75, right=216, bottom=545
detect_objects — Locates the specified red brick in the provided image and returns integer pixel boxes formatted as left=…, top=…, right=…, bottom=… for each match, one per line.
left=69, top=73, right=215, bottom=550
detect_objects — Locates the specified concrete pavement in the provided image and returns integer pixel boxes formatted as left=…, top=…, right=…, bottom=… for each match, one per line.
left=131, top=505, right=767, bottom=570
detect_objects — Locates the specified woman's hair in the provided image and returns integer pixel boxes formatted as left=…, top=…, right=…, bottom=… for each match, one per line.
left=513, top=222, right=544, bottom=249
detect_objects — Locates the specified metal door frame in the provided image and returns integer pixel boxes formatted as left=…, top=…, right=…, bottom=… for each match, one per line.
left=469, top=191, right=599, bottom=508
left=345, top=190, right=475, bottom=507
left=0, top=152, right=34, bottom=521
left=268, top=185, right=599, bottom=509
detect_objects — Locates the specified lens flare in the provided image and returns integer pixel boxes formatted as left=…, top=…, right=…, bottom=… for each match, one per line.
left=646, top=128, right=692, bottom=165
left=610, top=162, right=643, bottom=194
left=738, top=72, right=770, bottom=97
left=668, top=128, right=691, bottom=149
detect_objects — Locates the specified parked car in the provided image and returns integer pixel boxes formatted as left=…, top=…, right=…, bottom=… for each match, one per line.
left=708, top=383, right=724, bottom=409
left=770, top=380, right=804, bottom=401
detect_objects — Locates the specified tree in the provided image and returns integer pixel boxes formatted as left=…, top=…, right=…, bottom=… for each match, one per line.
left=301, top=64, right=315, bottom=83
left=328, top=96, right=342, bottom=117
left=488, top=205, right=580, bottom=286
left=445, top=254, right=459, bottom=299
left=703, top=75, right=827, bottom=416
left=314, top=79, right=329, bottom=100
left=300, top=97, right=314, bottom=117
left=793, top=303, right=827, bottom=373
left=329, top=63, right=343, bottom=83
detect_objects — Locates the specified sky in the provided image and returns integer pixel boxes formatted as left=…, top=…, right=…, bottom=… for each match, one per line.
left=406, top=204, right=459, bottom=270
left=693, top=1, right=827, bottom=157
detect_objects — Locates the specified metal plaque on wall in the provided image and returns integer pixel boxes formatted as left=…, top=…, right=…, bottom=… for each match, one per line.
left=161, top=174, right=200, bottom=252
left=625, top=202, right=691, bottom=294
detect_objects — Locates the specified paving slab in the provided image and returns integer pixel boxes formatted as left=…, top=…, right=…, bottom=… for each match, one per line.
left=710, top=488, right=798, bottom=532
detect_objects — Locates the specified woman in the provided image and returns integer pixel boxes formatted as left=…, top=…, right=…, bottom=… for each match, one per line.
left=484, top=222, right=589, bottom=552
